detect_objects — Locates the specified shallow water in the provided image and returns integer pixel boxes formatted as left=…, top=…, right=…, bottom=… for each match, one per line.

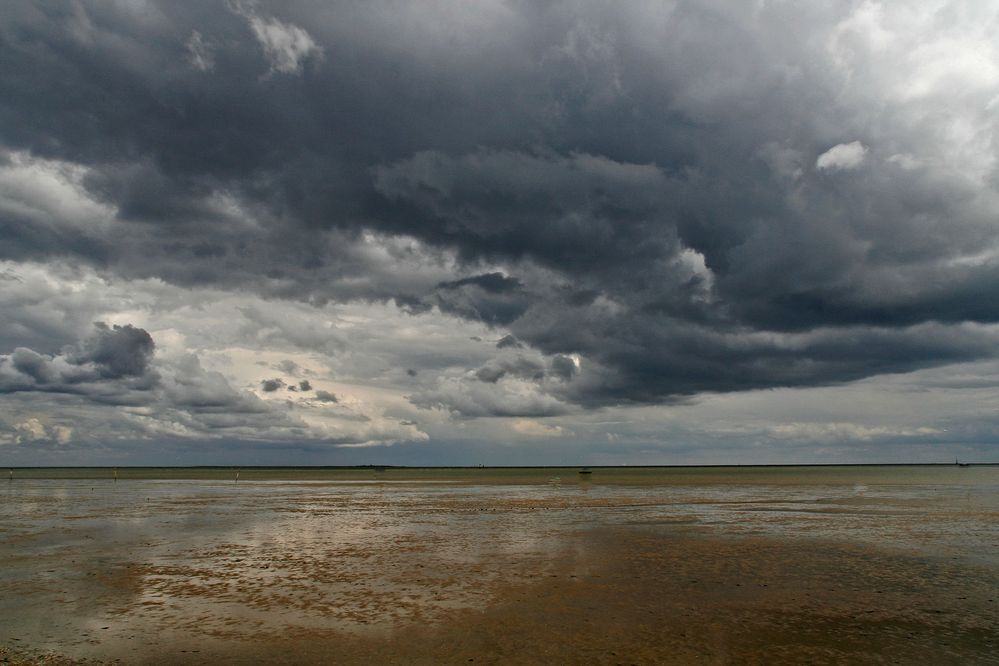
left=2, top=465, right=997, bottom=663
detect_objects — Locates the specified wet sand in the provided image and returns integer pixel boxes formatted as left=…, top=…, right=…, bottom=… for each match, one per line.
left=2, top=467, right=998, bottom=664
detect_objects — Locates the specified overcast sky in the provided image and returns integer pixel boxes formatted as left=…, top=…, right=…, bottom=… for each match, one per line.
left=2, top=0, right=998, bottom=465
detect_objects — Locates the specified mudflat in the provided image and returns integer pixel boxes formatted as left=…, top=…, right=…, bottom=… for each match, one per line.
left=2, top=467, right=997, bottom=664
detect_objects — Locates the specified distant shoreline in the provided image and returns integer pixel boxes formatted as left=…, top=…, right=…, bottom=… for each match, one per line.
left=4, top=462, right=998, bottom=469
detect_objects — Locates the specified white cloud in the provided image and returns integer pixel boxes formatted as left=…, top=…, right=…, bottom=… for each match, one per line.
left=7, top=418, right=72, bottom=446
left=886, top=153, right=922, bottom=170
left=816, top=141, right=868, bottom=171
left=825, top=2, right=999, bottom=184
left=186, top=30, right=214, bottom=71
left=511, top=419, right=564, bottom=438
left=0, top=150, right=115, bottom=233
left=15, top=418, right=46, bottom=442
left=233, top=6, right=322, bottom=75
left=0, top=261, right=456, bottom=449
left=767, top=422, right=941, bottom=443
left=411, top=374, right=571, bottom=418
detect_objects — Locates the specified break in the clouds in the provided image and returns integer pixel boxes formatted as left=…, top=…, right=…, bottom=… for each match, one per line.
left=1, top=1, right=999, bottom=462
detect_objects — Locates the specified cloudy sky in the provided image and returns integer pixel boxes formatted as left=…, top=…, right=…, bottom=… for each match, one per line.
left=2, top=1, right=998, bottom=465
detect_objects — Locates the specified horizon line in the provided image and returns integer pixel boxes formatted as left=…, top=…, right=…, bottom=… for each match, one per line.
left=4, top=462, right=997, bottom=469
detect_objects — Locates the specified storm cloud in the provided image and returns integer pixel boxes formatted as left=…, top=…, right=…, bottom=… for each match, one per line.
left=2, top=1, right=999, bottom=457
left=0, top=323, right=157, bottom=401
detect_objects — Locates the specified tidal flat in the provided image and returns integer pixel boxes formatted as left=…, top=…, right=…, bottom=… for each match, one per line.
left=1, top=466, right=998, bottom=664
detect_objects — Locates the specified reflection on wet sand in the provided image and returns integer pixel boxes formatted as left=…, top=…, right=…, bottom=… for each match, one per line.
left=1, top=467, right=998, bottom=664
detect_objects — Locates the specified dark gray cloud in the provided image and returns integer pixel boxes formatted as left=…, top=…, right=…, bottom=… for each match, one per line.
left=71, top=322, right=154, bottom=379
left=0, top=323, right=157, bottom=402
left=432, top=271, right=532, bottom=326
left=2, top=1, right=998, bottom=416
left=438, top=273, right=523, bottom=294
left=313, top=390, right=338, bottom=403
left=260, top=378, right=284, bottom=392
left=474, top=356, right=546, bottom=384
left=549, top=354, right=578, bottom=382
left=496, top=335, right=523, bottom=350
left=275, top=359, right=299, bottom=374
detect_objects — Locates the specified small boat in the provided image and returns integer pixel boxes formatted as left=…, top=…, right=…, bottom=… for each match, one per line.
left=956, top=458, right=971, bottom=467
left=578, top=467, right=593, bottom=475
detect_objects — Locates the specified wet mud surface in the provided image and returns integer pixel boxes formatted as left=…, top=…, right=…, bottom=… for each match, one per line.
left=2, top=471, right=998, bottom=664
